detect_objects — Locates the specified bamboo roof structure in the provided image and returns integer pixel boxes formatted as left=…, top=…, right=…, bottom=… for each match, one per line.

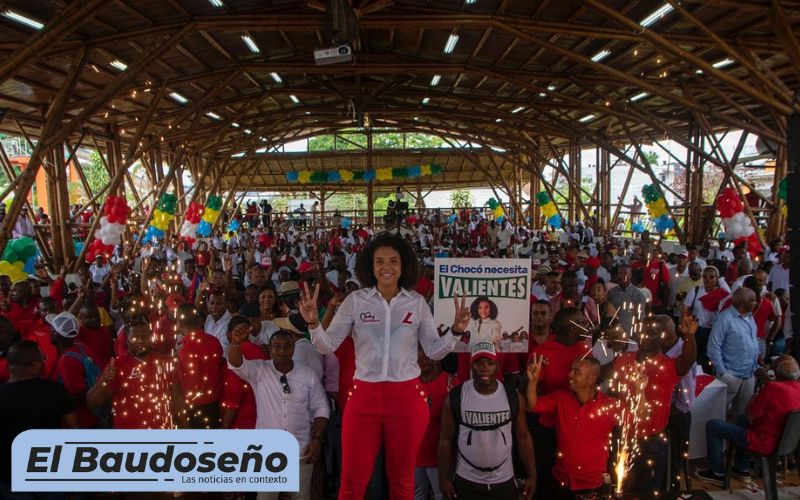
left=0, top=0, right=795, bottom=265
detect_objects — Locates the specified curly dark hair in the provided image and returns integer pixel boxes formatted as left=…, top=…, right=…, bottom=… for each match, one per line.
left=355, top=232, right=420, bottom=290
left=469, top=296, right=499, bottom=320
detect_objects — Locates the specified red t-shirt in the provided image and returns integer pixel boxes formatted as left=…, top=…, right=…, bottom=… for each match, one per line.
left=529, top=340, right=591, bottom=427
left=176, top=331, right=224, bottom=406
left=53, top=343, right=99, bottom=428
left=747, top=380, right=800, bottom=455
left=613, top=352, right=680, bottom=438
left=535, top=390, right=619, bottom=491
left=416, top=372, right=455, bottom=468
left=642, top=260, right=671, bottom=307
left=415, top=276, right=434, bottom=301
left=753, top=297, right=777, bottom=339
left=110, top=353, right=176, bottom=429
left=220, top=342, right=267, bottom=429
left=2, top=301, right=37, bottom=332
left=23, top=319, right=58, bottom=380
left=76, top=326, right=113, bottom=371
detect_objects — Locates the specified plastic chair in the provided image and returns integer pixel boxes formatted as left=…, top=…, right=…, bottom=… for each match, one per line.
left=723, top=410, right=800, bottom=500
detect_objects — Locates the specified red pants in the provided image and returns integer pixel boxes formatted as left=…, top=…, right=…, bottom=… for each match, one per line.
left=339, top=379, right=429, bottom=500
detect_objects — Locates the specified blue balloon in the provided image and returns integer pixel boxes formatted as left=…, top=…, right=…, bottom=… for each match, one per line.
left=447, top=214, right=458, bottom=224
left=286, top=171, right=299, bottom=182
left=341, top=217, right=352, bottom=229
left=547, top=214, right=562, bottom=229
left=143, top=226, right=165, bottom=243
left=654, top=214, right=675, bottom=232
left=496, top=215, right=505, bottom=223
left=74, top=241, right=84, bottom=256
left=227, top=219, right=240, bottom=232
left=363, top=170, right=376, bottom=181
left=24, top=255, right=36, bottom=274
left=407, top=166, right=421, bottom=177
left=327, top=171, right=341, bottom=182
left=631, top=221, right=646, bottom=233
left=197, top=220, right=212, bottom=237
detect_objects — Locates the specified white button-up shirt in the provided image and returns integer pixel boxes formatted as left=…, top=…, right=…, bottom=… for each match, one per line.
left=205, top=310, right=232, bottom=355
left=230, top=359, right=329, bottom=451
left=310, top=287, right=457, bottom=382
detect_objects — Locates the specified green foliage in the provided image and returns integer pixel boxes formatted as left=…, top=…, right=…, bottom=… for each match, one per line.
left=553, top=177, right=595, bottom=204
left=643, top=151, right=659, bottom=166
left=306, top=132, right=445, bottom=152
left=450, top=188, right=473, bottom=208
left=83, top=151, right=111, bottom=200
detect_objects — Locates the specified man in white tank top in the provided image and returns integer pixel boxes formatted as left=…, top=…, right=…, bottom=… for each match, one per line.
left=437, top=342, right=536, bottom=499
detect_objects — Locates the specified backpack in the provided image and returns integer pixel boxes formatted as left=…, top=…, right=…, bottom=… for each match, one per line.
left=60, top=344, right=100, bottom=388
left=448, top=381, right=519, bottom=472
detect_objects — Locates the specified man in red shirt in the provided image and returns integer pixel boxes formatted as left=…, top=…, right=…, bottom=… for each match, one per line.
left=636, top=253, right=671, bottom=315
left=1, top=281, right=38, bottom=333
left=613, top=313, right=697, bottom=496
left=0, top=317, right=20, bottom=383
left=548, top=271, right=581, bottom=315
left=49, top=311, right=101, bottom=429
left=76, top=303, right=113, bottom=371
left=175, top=304, right=224, bottom=428
left=415, top=264, right=435, bottom=303
left=415, top=347, right=456, bottom=500
left=528, top=307, right=591, bottom=497
left=88, top=320, right=178, bottom=429
left=528, top=356, right=645, bottom=497
left=696, top=356, right=800, bottom=484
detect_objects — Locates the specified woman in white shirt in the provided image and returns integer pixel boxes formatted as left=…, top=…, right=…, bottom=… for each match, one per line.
left=465, top=296, right=502, bottom=347
left=299, top=232, right=468, bottom=500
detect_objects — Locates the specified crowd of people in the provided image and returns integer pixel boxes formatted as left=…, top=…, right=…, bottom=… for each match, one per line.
left=0, top=203, right=797, bottom=500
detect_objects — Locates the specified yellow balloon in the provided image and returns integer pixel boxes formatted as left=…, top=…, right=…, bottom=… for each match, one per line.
left=298, top=171, right=312, bottom=183
left=420, top=164, right=432, bottom=176
left=376, top=168, right=393, bottom=181
left=339, top=169, right=354, bottom=182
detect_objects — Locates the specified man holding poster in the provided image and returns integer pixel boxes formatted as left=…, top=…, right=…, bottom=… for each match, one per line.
left=434, top=259, right=532, bottom=353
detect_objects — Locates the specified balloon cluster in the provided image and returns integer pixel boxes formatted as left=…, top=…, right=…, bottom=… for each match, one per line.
left=227, top=219, right=241, bottom=234
left=716, top=187, right=762, bottom=258
left=447, top=213, right=458, bottom=225
left=778, top=176, right=788, bottom=217
left=198, top=195, right=222, bottom=237
left=641, top=184, right=674, bottom=233
left=86, top=195, right=131, bottom=263
left=487, top=198, right=506, bottom=224
left=340, top=217, right=352, bottom=229
left=631, top=221, right=646, bottom=234
left=286, top=164, right=443, bottom=184
left=536, top=191, right=561, bottom=229
left=0, top=237, right=37, bottom=282
left=143, top=193, right=177, bottom=244
left=179, top=201, right=205, bottom=247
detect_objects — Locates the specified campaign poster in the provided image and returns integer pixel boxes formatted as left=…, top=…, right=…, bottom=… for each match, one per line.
left=434, top=258, right=531, bottom=353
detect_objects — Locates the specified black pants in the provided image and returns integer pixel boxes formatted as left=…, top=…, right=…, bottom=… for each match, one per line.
left=453, top=475, right=517, bottom=500
left=533, top=423, right=557, bottom=499
left=626, top=433, right=668, bottom=497
left=548, top=482, right=606, bottom=500
left=186, top=400, right=221, bottom=429
left=666, top=409, right=691, bottom=490
left=696, top=326, right=713, bottom=374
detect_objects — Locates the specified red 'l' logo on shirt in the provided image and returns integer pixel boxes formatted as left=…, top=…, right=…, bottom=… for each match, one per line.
left=401, top=312, right=414, bottom=324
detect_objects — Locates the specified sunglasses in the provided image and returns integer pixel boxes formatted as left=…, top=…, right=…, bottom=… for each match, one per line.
left=280, top=374, right=291, bottom=394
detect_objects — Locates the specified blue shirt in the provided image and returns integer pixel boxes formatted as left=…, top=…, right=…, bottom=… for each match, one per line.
left=708, top=307, right=758, bottom=378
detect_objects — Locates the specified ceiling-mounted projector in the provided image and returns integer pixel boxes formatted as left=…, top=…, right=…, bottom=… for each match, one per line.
left=314, top=45, right=352, bottom=65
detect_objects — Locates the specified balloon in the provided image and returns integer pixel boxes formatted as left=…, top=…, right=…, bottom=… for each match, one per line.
left=339, top=169, right=354, bottom=182
left=197, top=220, right=212, bottom=237
left=547, top=214, right=562, bottom=229
left=631, top=221, right=646, bottom=233
left=286, top=171, right=299, bottom=182
left=536, top=191, right=550, bottom=205
left=496, top=215, right=505, bottom=223
left=362, top=170, right=376, bottom=181
left=376, top=168, right=393, bottom=181
left=340, top=218, right=352, bottom=229
left=447, top=214, right=458, bottom=224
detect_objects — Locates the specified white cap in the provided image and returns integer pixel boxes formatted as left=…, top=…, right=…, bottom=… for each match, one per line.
left=46, top=312, right=79, bottom=338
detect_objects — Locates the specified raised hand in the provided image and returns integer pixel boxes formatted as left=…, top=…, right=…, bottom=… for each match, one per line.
left=230, top=323, right=251, bottom=345
left=679, top=312, right=698, bottom=338
left=526, top=353, right=545, bottom=381
left=99, top=358, right=116, bottom=385
left=452, top=293, right=470, bottom=333
left=299, top=282, right=321, bottom=326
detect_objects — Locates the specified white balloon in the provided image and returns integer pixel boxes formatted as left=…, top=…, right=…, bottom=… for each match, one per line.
left=101, top=234, right=115, bottom=245
left=741, top=225, right=755, bottom=237
left=99, top=216, right=109, bottom=226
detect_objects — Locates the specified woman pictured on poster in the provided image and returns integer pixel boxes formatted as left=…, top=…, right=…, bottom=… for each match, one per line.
left=466, top=296, right=503, bottom=346
left=298, top=232, right=469, bottom=500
